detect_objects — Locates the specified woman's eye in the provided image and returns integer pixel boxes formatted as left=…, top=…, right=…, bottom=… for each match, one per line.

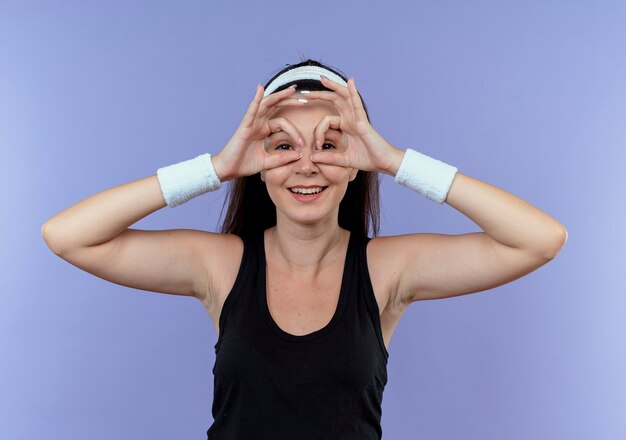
left=275, top=144, right=293, bottom=151
left=274, top=142, right=335, bottom=151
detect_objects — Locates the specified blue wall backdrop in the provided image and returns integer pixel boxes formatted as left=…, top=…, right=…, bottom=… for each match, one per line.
left=2, top=1, right=624, bottom=438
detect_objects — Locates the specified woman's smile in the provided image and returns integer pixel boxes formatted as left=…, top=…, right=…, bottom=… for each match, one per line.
left=287, top=185, right=329, bottom=202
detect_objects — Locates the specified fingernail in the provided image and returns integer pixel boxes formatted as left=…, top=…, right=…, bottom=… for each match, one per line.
left=289, top=84, right=297, bottom=88
left=320, top=74, right=328, bottom=80
left=298, top=98, right=308, bottom=103
left=299, top=90, right=311, bottom=94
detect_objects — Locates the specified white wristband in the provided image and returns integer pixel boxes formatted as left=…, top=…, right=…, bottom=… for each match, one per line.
left=394, top=148, right=458, bottom=205
left=156, top=153, right=222, bottom=207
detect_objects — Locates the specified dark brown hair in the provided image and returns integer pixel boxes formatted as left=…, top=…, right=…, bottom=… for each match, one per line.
left=218, top=58, right=380, bottom=239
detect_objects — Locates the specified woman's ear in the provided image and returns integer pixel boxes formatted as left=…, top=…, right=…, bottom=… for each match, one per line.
left=348, top=168, right=358, bottom=182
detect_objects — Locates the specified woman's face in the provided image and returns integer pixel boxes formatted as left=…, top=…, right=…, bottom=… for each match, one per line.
left=260, top=95, right=358, bottom=226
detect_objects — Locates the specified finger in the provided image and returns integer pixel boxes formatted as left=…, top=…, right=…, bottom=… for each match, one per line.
left=264, top=151, right=302, bottom=170
left=294, top=89, right=351, bottom=115
left=264, top=84, right=298, bottom=104
left=319, top=75, right=350, bottom=98
left=267, top=117, right=306, bottom=149
left=258, top=85, right=298, bottom=116
left=295, top=89, right=340, bottom=103
left=310, top=150, right=351, bottom=167
left=347, top=77, right=369, bottom=122
left=272, top=97, right=310, bottom=108
left=240, top=84, right=264, bottom=129
left=264, top=97, right=309, bottom=123
left=313, top=114, right=342, bottom=149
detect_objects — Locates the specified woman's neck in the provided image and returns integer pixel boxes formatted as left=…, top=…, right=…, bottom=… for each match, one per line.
left=265, top=223, right=349, bottom=278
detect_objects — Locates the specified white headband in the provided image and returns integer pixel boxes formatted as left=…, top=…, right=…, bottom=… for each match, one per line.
left=263, top=65, right=348, bottom=97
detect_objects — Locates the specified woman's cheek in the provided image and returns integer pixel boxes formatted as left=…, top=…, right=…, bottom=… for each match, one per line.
left=317, top=164, right=351, bottom=183
left=263, top=166, right=292, bottom=182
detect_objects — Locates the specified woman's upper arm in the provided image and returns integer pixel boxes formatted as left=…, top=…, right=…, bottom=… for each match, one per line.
left=53, top=228, right=231, bottom=301
left=381, top=232, right=553, bottom=304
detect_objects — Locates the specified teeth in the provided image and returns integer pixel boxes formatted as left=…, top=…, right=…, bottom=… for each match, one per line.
left=289, top=187, right=325, bottom=195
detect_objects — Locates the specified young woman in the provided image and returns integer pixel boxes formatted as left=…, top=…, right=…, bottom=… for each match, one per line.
left=42, top=59, right=567, bottom=439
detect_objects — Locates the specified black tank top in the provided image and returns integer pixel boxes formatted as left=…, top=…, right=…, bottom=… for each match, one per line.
left=207, top=229, right=389, bottom=439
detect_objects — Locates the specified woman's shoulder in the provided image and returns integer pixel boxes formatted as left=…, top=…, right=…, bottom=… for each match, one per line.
left=195, top=232, right=245, bottom=304
left=366, top=232, right=428, bottom=247
left=361, top=234, right=421, bottom=311
left=363, top=234, right=394, bottom=260
left=364, top=233, right=430, bottom=270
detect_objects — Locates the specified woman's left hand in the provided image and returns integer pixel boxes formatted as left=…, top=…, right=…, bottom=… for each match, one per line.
left=304, top=76, right=404, bottom=176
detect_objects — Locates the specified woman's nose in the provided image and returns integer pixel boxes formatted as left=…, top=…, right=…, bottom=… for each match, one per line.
left=294, top=147, right=319, bottom=175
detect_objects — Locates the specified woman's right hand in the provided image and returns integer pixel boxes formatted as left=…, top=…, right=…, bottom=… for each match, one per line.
left=211, top=84, right=308, bottom=182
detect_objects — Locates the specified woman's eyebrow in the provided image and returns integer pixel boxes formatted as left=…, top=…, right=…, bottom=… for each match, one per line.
left=267, top=128, right=341, bottom=139
left=267, top=130, right=292, bottom=139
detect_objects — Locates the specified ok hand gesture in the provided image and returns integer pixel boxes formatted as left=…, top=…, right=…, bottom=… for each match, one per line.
left=304, top=76, right=403, bottom=176
left=212, top=84, right=308, bottom=181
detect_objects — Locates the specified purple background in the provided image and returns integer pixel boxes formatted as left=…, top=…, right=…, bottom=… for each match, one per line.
left=2, top=1, right=625, bottom=438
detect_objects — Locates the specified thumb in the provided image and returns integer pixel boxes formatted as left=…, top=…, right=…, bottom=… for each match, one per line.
left=264, top=151, right=302, bottom=170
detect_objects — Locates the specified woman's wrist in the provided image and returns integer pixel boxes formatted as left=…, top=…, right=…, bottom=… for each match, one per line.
left=210, top=152, right=226, bottom=182
left=384, top=146, right=406, bottom=177
left=211, top=151, right=242, bottom=183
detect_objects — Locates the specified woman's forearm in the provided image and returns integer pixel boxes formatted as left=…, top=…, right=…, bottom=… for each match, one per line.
left=444, top=172, right=567, bottom=259
left=42, top=175, right=167, bottom=254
